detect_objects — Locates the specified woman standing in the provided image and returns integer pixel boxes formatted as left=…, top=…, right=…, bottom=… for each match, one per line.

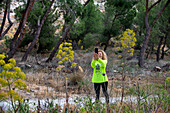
left=91, top=49, right=109, bottom=104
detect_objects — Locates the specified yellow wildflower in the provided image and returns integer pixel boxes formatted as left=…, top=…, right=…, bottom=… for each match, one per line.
left=13, top=67, right=21, bottom=72
left=65, top=57, right=68, bottom=61
left=71, top=62, right=77, bottom=68
left=56, top=55, right=62, bottom=59
left=56, top=67, right=61, bottom=72
left=58, top=50, right=62, bottom=54
left=58, top=61, right=63, bottom=64
left=118, top=55, right=122, bottom=59
left=0, top=78, right=8, bottom=87
left=81, top=46, right=83, bottom=49
left=8, top=90, right=22, bottom=101
left=8, top=58, right=16, bottom=66
left=130, top=52, right=133, bottom=56
left=117, top=47, right=121, bottom=51
left=0, top=54, right=5, bottom=60
left=62, top=52, right=66, bottom=56
left=3, top=64, right=12, bottom=70
left=69, top=46, right=72, bottom=50
left=0, top=60, right=5, bottom=66
left=78, top=40, right=81, bottom=45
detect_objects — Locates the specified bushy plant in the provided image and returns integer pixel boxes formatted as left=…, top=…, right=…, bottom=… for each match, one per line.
left=83, top=33, right=104, bottom=49
left=114, top=29, right=137, bottom=103
left=56, top=40, right=77, bottom=74
left=0, top=53, right=28, bottom=112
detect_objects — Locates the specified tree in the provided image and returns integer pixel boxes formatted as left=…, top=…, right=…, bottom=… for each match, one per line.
left=138, top=0, right=169, bottom=67
left=155, top=1, right=170, bottom=61
left=4, top=0, right=35, bottom=62
left=21, top=0, right=55, bottom=61
left=0, top=0, right=13, bottom=40
left=15, top=0, right=59, bottom=53
left=46, top=0, right=91, bottom=62
left=70, top=0, right=104, bottom=49
left=103, top=0, right=137, bottom=50
left=133, top=0, right=146, bottom=50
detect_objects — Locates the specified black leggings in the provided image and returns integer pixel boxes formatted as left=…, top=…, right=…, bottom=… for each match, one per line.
left=94, top=82, right=109, bottom=104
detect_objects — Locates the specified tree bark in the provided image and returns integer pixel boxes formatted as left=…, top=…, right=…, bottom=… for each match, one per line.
left=139, top=28, right=151, bottom=66
left=138, top=0, right=169, bottom=67
left=161, top=34, right=167, bottom=59
left=1, top=0, right=13, bottom=39
left=46, top=0, right=91, bottom=62
left=21, top=0, right=55, bottom=61
left=156, top=37, right=163, bottom=62
left=9, top=0, right=31, bottom=51
left=4, top=0, right=35, bottom=62
left=0, top=0, right=8, bottom=40
left=46, top=26, right=71, bottom=62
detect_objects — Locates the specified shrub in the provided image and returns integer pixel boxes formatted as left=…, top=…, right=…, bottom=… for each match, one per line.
left=0, top=53, right=28, bottom=112
left=83, top=33, right=104, bottom=49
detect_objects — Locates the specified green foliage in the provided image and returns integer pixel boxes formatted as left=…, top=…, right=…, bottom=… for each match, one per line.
left=83, top=33, right=104, bottom=49
left=74, top=96, right=106, bottom=112
left=80, top=0, right=104, bottom=34
left=57, top=0, right=82, bottom=24
left=14, top=0, right=59, bottom=53
left=103, top=0, right=137, bottom=42
left=134, top=0, right=169, bottom=51
left=153, top=0, right=170, bottom=48
left=70, top=0, right=104, bottom=47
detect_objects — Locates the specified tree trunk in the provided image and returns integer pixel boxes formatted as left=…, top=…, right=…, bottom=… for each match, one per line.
left=4, top=0, right=35, bottom=62
left=9, top=0, right=31, bottom=51
left=1, top=0, right=13, bottom=39
left=161, top=34, right=167, bottom=59
left=46, top=0, right=91, bottom=62
left=21, top=0, right=54, bottom=61
left=46, top=26, right=70, bottom=62
left=156, top=37, right=163, bottom=62
left=138, top=0, right=169, bottom=67
left=139, top=28, right=151, bottom=67
left=0, top=0, right=8, bottom=40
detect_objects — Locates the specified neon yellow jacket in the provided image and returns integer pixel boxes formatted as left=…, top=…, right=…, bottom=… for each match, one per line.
left=91, top=58, right=108, bottom=83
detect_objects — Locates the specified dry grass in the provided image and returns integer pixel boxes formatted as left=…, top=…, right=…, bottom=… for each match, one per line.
left=7, top=47, right=169, bottom=100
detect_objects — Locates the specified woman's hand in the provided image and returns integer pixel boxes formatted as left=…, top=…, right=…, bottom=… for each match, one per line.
left=93, top=53, right=98, bottom=60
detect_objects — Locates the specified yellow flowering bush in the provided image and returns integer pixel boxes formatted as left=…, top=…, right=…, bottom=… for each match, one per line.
left=116, top=29, right=137, bottom=58
left=0, top=53, right=28, bottom=110
left=56, top=40, right=77, bottom=72
left=114, top=29, right=137, bottom=103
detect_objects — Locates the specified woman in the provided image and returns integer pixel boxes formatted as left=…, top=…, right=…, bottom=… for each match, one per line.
left=91, top=49, right=109, bottom=104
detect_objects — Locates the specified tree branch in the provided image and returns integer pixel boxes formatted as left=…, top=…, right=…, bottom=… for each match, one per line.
left=1, top=0, right=13, bottom=38
left=151, top=0, right=170, bottom=28
left=10, top=0, right=31, bottom=51
left=0, top=0, right=8, bottom=40
left=84, top=0, right=91, bottom=7
left=21, top=0, right=55, bottom=61
left=46, top=0, right=91, bottom=62
left=148, top=0, right=162, bottom=12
